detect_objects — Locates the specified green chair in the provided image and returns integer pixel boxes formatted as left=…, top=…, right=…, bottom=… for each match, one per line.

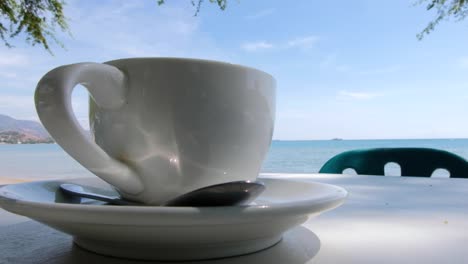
left=319, top=148, right=468, bottom=178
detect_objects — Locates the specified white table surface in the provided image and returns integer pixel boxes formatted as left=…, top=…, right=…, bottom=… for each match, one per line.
left=1, top=173, right=467, bottom=264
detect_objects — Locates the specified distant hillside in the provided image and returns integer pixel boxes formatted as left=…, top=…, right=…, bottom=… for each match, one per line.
left=0, top=131, right=54, bottom=144
left=0, top=114, right=53, bottom=144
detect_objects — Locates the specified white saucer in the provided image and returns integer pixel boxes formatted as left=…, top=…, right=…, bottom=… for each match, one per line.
left=0, top=177, right=347, bottom=261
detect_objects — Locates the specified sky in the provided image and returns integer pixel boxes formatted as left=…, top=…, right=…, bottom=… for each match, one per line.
left=1, top=0, right=468, bottom=140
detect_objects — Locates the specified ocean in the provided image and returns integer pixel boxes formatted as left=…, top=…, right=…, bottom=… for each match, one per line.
left=1, top=139, right=468, bottom=180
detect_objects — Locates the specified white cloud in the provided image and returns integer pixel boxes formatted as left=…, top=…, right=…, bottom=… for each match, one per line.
left=287, top=36, right=319, bottom=49
left=0, top=95, right=36, bottom=119
left=0, top=95, right=33, bottom=107
left=0, top=44, right=65, bottom=92
left=245, top=8, right=275, bottom=20
left=338, top=90, right=382, bottom=100
left=242, top=35, right=319, bottom=52
left=0, top=51, right=29, bottom=67
left=62, top=0, right=223, bottom=59
left=241, top=41, right=274, bottom=52
left=0, top=71, right=18, bottom=78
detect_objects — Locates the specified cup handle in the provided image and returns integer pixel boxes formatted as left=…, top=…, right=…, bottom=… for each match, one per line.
left=35, top=63, right=143, bottom=195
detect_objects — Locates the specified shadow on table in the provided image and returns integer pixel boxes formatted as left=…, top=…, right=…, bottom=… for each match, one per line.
left=66, top=227, right=320, bottom=264
left=0, top=221, right=321, bottom=264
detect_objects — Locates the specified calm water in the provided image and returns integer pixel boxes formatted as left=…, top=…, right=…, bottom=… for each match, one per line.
left=1, top=139, right=468, bottom=179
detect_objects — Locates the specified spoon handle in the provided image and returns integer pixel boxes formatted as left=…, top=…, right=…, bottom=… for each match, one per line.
left=60, top=184, right=140, bottom=205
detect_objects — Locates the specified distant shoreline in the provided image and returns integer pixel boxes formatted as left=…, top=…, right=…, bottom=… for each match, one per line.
left=272, top=138, right=468, bottom=141
left=0, top=142, right=55, bottom=146
left=1, top=138, right=468, bottom=145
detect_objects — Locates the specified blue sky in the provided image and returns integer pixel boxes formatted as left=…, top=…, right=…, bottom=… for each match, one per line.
left=1, top=0, right=468, bottom=140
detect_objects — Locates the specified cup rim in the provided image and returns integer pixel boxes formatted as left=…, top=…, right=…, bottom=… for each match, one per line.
left=104, top=57, right=275, bottom=80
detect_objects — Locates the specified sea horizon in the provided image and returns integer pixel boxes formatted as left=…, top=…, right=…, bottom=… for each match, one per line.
left=2, top=137, right=468, bottom=145
left=272, top=138, right=468, bottom=141
left=1, top=138, right=468, bottom=180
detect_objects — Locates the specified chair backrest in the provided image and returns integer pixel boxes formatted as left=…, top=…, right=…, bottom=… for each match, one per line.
left=319, top=148, right=468, bottom=178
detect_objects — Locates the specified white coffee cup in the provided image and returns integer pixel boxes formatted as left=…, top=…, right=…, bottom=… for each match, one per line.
left=35, top=58, right=276, bottom=205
